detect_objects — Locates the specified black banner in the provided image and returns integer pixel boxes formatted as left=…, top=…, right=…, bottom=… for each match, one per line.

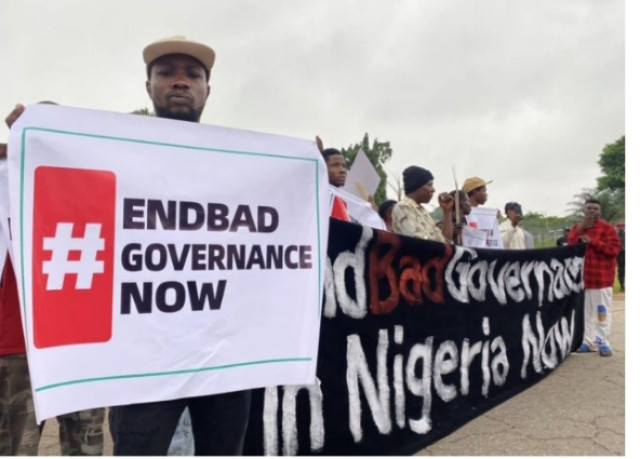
left=244, top=219, right=585, bottom=455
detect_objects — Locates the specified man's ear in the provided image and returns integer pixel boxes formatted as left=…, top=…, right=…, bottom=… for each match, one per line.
left=146, top=80, right=151, bottom=96
left=206, top=84, right=211, bottom=98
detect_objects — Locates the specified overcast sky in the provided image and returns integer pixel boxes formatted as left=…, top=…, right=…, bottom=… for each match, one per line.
left=0, top=0, right=625, bottom=217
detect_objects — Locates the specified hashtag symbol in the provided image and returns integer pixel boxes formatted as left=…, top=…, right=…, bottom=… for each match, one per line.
left=42, top=223, right=105, bottom=290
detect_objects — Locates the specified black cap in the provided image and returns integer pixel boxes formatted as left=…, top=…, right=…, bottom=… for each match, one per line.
left=403, top=166, right=434, bottom=194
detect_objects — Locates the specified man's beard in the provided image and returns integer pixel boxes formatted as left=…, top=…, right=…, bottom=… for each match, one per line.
left=154, top=105, right=202, bottom=123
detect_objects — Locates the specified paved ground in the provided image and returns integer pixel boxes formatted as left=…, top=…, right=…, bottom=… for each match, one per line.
left=37, top=294, right=625, bottom=456
left=418, top=293, right=625, bottom=456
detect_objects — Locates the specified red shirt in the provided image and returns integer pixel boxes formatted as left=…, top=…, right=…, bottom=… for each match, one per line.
left=0, top=257, right=27, bottom=355
left=568, top=219, right=621, bottom=289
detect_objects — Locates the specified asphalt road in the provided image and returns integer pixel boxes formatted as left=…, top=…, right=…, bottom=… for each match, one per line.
left=37, top=294, right=625, bottom=456
left=418, top=293, right=625, bottom=456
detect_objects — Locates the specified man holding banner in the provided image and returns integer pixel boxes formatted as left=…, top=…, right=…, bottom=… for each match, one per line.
left=463, top=176, right=503, bottom=248
left=105, top=36, right=253, bottom=456
left=4, top=36, right=257, bottom=456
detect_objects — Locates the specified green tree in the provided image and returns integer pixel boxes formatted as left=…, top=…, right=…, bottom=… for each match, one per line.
left=342, top=133, right=392, bottom=204
left=131, top=107, right=154, bottom=116
left=518, top=212, right=575, bottom=248
left=567, top=188, right=624, bottom=223
left=597, top=136, right=625, bottom=191
left=566, top=136, right=625, bottom=224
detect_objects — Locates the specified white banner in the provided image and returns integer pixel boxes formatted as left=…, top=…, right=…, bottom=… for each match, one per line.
left=460, top=224, right=488, bottom=248
left=330, top=186, right=385, bottom=230
left=465, top=207, right=503, bottom=249
left=6, top=105, right=329, bottom=421
left=343, top=148, right=380, bottom=199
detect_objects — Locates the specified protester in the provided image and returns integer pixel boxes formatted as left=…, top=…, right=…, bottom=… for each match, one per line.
left=449, top=190, right=471, bottom=245
left=568, top=198, right=621, bottom=357
left=104, top=36, right=254, bottom=456
left=377, top=199, right=397, bottom=232
left=321, top=148, right=350, bottom=221
left=5, top=35, right=253, bottom=456
left=0, top=258, right=40, bottom=456
left=47, top=410, right=104, bottom=455
left=462, top=176, right=502, bottom=248
left=392, top=166, right=454, bottom=242
left=4, top=104, right=106, bottom=455
left=556, top=228, right=570, bottom=246
left=500, top=201, right=527, bottom=249
left=316, top=136, right=385, bottom=228
left=321, top=148, right=347, bottom=188
left=462, top=176, right=492, bottom=208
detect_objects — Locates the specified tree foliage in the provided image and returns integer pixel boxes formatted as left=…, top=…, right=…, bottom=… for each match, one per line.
left=131, top=107, right=154, bottom=116
left=566, top=136, right=625, bottom=224
left=597, top=136, right=625, bottom=191
left=342, top=133, right=392, bottom=204
left=566, top=187, right=625, bottom=224
left=519, top=212, right=575, bottom=248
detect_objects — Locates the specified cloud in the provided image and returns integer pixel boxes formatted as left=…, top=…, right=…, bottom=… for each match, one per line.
left=1, top=0, right=624, bottom=216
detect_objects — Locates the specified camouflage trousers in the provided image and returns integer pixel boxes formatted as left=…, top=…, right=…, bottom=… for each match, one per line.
left=0, top=353, right=40, bottom=455
left=52, top=408, right=105, bottom=455
left=1, top=353, right=105, bottom=455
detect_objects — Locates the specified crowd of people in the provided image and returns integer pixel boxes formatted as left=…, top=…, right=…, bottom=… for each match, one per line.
left=320, top=129, right=623, bottom=364
left=322, top=146, right=533, bottom=251
left=1, top=34, right=624, bottom=456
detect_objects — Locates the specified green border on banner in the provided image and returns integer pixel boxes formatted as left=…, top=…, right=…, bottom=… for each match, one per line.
left=35, top=357, right=313, bottom=392
left=18, top=126, right=324, bottom=393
